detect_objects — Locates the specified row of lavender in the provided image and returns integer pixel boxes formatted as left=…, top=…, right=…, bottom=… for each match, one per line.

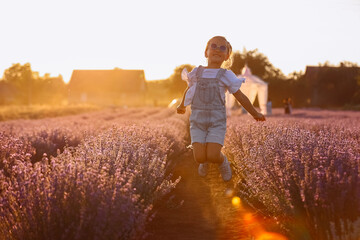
left=0, top=107, right=178, bottom=163
left=0, top=107, right=188, bottom=240
left=225, top=111, right=360, bottom=239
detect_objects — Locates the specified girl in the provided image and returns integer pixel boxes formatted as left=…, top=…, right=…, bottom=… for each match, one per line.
left=177, top=36, right=265, bottom=181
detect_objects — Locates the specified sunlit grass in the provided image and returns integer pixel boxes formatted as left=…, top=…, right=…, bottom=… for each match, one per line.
left=0, top=104, right=100, bottom=121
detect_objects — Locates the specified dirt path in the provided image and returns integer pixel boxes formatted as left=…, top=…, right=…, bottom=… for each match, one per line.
left=145, top=151, right=254, bottom=240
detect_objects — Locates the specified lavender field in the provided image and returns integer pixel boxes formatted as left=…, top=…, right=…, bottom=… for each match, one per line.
left=225, top=109, right=360, bottom=240
left=0, top=107, right=359, bottom=240
left=0, top=108, right=188, bottom=240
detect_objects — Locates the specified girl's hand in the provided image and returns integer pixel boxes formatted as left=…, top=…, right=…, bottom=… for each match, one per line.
left=177, top=105, right=186, bottom=114
left=253, top=112, right=266, bottom=121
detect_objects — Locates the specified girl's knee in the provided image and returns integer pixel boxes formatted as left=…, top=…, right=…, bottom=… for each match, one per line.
left=194, top=155, right=206, bottom=163
left=207, top=153, right=223, bottom=164
left=192, top=142, right=206, bottom=163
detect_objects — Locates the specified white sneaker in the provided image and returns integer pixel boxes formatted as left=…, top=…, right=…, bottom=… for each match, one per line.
left=219, top=156, right=232, bottom=181
left=198, top=163, right=209, bottom=177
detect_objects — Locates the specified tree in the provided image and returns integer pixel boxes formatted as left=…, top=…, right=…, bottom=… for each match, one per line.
left=3, top=63, right=34, bottom=105
left=284, top=71, right=308, bottom=108
left=230, top=48, right=285, bottom=80
left=2, top=63, right=67, bottom=105
left=36, top=74, right=66, bottom=104
left=230, top=49, right=288, bottom=107
left=168, top=64, right=195, bottom=96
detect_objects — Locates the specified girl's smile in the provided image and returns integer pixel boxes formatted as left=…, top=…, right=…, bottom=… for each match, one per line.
left=205, top=37, right=230, bottom=68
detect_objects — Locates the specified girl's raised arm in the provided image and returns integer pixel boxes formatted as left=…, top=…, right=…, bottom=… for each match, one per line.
left=233, top=90, right=265, bottom=121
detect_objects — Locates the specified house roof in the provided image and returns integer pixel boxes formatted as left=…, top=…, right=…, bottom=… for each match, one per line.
left=304, top=65, right=360, bottom=86
left=68, top=69, right=146, bottom=93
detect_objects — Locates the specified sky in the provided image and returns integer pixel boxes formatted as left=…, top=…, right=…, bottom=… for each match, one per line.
left=0, top=0, right=359, bottom=83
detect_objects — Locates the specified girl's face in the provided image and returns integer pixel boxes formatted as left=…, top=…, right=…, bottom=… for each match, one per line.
left=205, top=37, right=230, bottom=68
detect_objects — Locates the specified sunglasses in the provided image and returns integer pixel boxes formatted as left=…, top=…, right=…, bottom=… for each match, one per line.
left=210, top=43, right=227, bottom=52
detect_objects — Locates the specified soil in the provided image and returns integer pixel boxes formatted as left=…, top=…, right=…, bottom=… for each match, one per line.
left=145, top=150, right=256, bottom=240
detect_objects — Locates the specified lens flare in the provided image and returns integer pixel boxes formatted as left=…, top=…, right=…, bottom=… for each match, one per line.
left=231, top=196, right=241, bottom=208
left=256, top=231, right=288, bottom=240
left=244, top=213, right=254, bottom=223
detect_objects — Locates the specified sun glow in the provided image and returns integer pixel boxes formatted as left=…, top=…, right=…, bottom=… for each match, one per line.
left=256, top=232, right=288, bottom=240
left=231, top=196, right=241, bottom=208
left=228, top=196, right=288, bottom=239
left=244, top=213, right=255, bottom=223
left=1, top=0, right=359, bottom=85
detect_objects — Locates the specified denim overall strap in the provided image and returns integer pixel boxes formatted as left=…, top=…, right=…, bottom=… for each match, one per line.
left=191, top=67, right=226, bottom=110
left=216, top=68, right=226, bottom=79
left=216, top=68, right=227, bottom=105
left=196, top=66, right=204, bottom=79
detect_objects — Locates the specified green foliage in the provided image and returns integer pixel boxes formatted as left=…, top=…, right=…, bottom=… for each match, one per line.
left=168, top=64, right=195, bottom=96
left=230, top=48, right=285, bottom=80
left=275, top=71, right=309, bottom=108
left=2, top=63, right=67, bottom=105
left=230, top=49, right=289, bottom=107
left=3, top=63, right=34, bottom=104
left=35, top=73, right=67, bottom=104
left=145, top=80, right=173, bottom=106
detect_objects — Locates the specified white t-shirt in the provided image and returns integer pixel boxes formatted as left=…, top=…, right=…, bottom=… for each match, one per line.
left=182, top=67, right=245, bottom=106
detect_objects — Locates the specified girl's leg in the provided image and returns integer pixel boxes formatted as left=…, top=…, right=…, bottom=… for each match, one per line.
left=193, top=142, right=223, bottom=164
left=206, top=142, right=232, bottom=181
left=192, top=142, right=207, bottom=163
left=193, top=142, right=209, bottom=177
left=206, top=142, right=224, bottom=164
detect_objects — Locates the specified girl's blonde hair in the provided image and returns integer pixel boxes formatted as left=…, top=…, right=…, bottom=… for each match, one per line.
left=205, top=36, right=233, bottom=69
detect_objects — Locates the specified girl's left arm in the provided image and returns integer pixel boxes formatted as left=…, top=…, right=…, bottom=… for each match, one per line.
left=233, top=90, right=265, bottom=121
left=177, top=87, right=189, bottom=114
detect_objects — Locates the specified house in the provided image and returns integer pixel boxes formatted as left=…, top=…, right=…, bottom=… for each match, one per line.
left=304, top=66, right=360, bottom=107
left=67, top=69, right=147, bottom=106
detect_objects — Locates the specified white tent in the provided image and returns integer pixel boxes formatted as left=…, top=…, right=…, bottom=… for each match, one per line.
left=226, top=65, right=269, bottom=116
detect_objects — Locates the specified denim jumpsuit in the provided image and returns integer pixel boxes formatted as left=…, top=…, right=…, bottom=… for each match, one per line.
left=190, top=66, right=227, bottom=145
